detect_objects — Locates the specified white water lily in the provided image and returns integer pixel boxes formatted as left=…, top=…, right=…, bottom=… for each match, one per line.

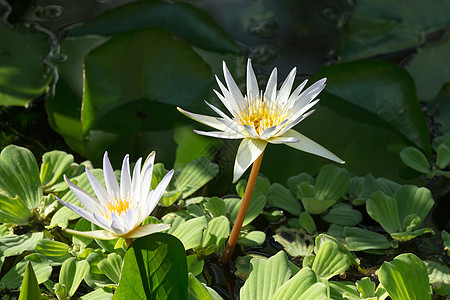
left=178, top=59, right=344, bottom=182
left=56, top=152, right=174, bottom=240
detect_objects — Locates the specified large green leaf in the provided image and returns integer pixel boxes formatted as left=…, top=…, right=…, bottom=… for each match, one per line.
left=0, top=145, right=42, bottom=210
left=18, top=262, right=41, bottom=300
left=0, top=23, right=52, bottom=107
left=314, top=60, right=431, bottom=155
left=70, top=0, right=240, bottom=54
left=379, top=253, right=432, bottom=300
left=240, top=251, right=292, bottom=300
left=113, top=233, right=189, bottom=299
left=408, top=35, right=450, bottom=101
left=46, top=36, right=107, bottom=154
left=338, top=0, right=450, bottom=61
left=270, top=267, right=327, bottom=300
left=82, top=27, right=214, bottom=164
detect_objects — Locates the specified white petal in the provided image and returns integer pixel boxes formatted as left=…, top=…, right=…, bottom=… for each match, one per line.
left=123, top=206, right=140, bottom=232
left=177, top=107, right=231, bottom=132
left=110, top=213, right=126, bottom=236
left=215, top=117, right=246, bottom=135
left=277, top=67, right=296, bottom=105
left=264, top=67, right=278, bottom=102
left=213, top=89, right=238, bottom=117
left=103, top=152, right=120, bottom=198
left=233, top=139, right=267, bottom=182
left=130, top=158, right=142, bottom=199
left=92, top=213, right=114, bottom=232
left=125, top=223, right=170, bottom=239
left=56, top=196, right=106, bottom=229
left=268, top=136, right=299, bottom=144
left=85, top=168, right=108, bottom=203
left=120, top=154, right=132, bottom=200
left=223, top=61, right=245, bottom=111
left=243, top=125, right=259, bottom=138
left=282, top=129, right=344, bottom=163
left=297, top=78, right=326, bottom=106
left=193, top=130, right=244, bottom=139
left=204, top=100, right=233, bottom=121
left=260, top=125, right=279, bottom=140
left=246, top=59, right=259, bottom=101
left=140, top=152, right=155, bottom=202
left=215, top=76, right=241, bottom=114
left=138, top=170, right=174, bottom=225
left=64, top=175, right=103, bottom=215
left=64, top=228, right=118, bottom=240
left=288, top=79, right=308, bottom=101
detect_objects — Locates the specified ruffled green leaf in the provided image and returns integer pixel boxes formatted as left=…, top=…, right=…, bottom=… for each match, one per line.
left=379, top=253, right=432, bottom=300
left=0, top=232, right=43, bottom=257
left=98, top=253, right=122, bottom=284
left=399, top=147, right=430, bottom=174
left=168, top=216, right=208, bottom=250
left=60, top=257, right=90, bottom=298
left=344, top=227, right=393, bottom=251
left=273, top=226, right=314, bottom=257
left=268, top=183, right=302, bottom=216
left=40, top=150, right=74, bottom=190
left=238, top=231, right=266, bottom=247
left=35, top=239, right=72, bottom=266
left=322, top=203, right=362, bottom=227
left=1, top=254, right=52, bottom=289
left=312, top=241, right=351, bottom=280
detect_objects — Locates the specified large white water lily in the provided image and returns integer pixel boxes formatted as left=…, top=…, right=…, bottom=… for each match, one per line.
left=56, top=152, right=174, bottom=240
left=178, top=59, right=344, bottom=182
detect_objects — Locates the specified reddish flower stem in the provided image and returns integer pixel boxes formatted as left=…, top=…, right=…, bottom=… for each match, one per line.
left=222, top=151, right=264, bottom=264
left=125, top=238, right=133, bottom=248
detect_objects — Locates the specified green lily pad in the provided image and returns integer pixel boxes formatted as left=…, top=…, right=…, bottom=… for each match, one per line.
left=338, top=0, right=450, bottom=62
left=0, top=23, right=52, bottom=107
left=82, top=27, right=214, bottom=165
left=69, top=0, right=240, bottom=54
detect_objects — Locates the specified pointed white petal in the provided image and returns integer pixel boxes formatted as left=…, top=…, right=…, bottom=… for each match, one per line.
left=130, top=157, right=142, bottom=199
left=124, top=223, right=170, bottom=239
left=243, top=125, right=259, bottom=138
left=92, top=213, right=114, bottom=231
left=177, top=107, right=231, bottom=132
left=193, top=130, right=244, bottom=139
left=288, top=79, right=308, bottom=101
left=138, top=170, right=174, bottom=225
left=85, top=168, right=108, bottom=203
left=246, top=59, right=259, bottom=100
left=297, top=78, right=326, bottom=105
left=215, top=76, right=241, bottom=114
left=64, top=228, right=118, bottom=240
left=268, top=136, right=299, bottom=144
left=204, top=100, right=233, bottom=121
left=264, top=67, right=278, bottom=102
left=56, top=196, right=106, bottom=229
left=282, top=129, right=344, bottom=163
left=213, top=89, right=238, bottom=117
left=140, top=152, right=155, bottom=202
left=120, top=154, right=132, bottom=200
left=110, top=213, right=126, bottom=236
left=64, top=175, right=103, bottom=215
left=103, top=152, right=120, bottom=198
left=260, top=125, right=279, bottom=140
left=277, top=67, right=296, bottom=105
left=123, top=206, right=140, bottom=232
left=233, top=139, right=267, bottom=182
left=223, top=61, right=245, bottom=111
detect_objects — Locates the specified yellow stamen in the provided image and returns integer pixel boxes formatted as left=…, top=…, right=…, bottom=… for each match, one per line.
left=103, top=196, right=133, bottom=220
left=238, top=96, right=287, bottom=135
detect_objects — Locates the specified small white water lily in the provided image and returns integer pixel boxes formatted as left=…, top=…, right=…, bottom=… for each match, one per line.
left=178, top=59, right=344, bottom=182
left=56, top=152, right=174, bottom=240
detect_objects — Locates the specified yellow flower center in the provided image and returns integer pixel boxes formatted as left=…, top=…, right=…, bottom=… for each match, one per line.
left=104, top=196, right=133, bottom=219
left=238, top=96, right=287, bottom=135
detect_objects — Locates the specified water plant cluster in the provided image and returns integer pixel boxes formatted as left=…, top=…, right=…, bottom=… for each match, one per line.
left=0, top=0, right=449, bottom=299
